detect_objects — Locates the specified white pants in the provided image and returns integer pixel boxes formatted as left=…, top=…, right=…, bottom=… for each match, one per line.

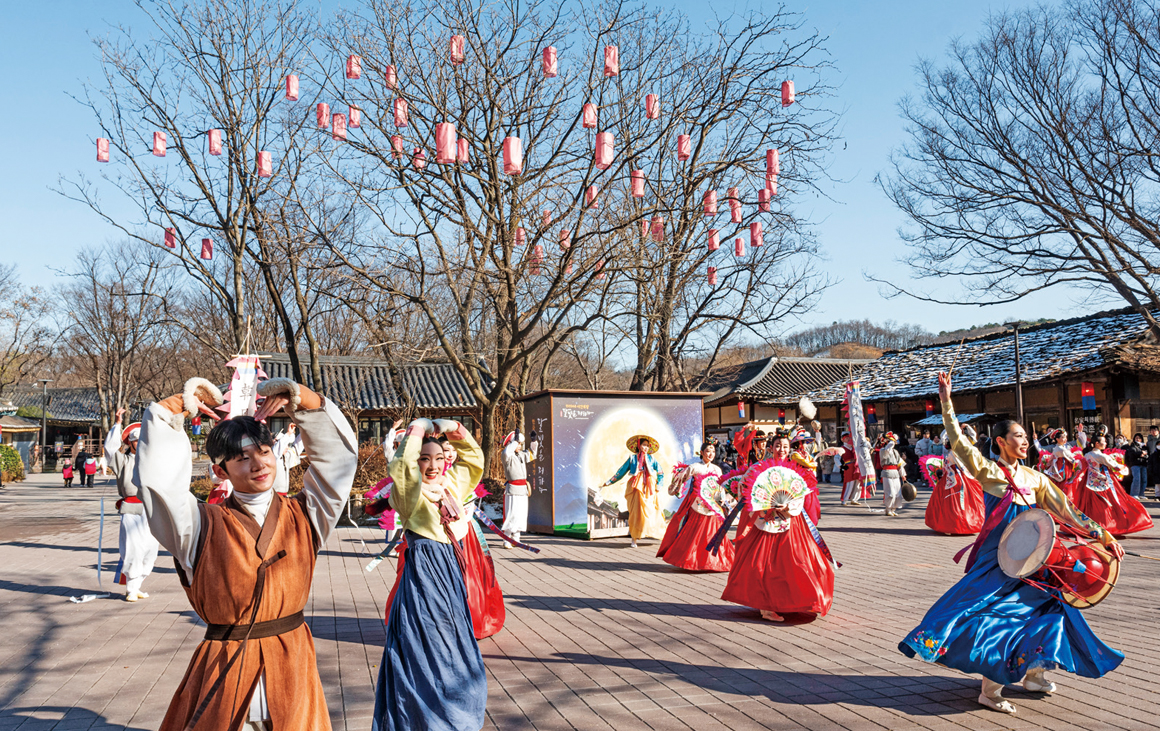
left=842, top=480, right=862, bottom=503
left=502, top=493, right=529, bottom=537
left=118, top=512, right=159, bottom=592
left=882, top=472, right=903, bottom=511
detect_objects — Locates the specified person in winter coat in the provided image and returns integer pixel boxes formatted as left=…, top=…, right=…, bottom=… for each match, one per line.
left=1126, top=434, right=1149, bottom=498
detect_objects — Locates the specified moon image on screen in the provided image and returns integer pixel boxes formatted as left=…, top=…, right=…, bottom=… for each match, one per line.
left=581, top=405, right=680, bottom=508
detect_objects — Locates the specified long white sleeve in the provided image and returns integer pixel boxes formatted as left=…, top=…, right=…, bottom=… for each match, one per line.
left=133, top=403, right=199, bottom=576
left=293, top=399, right=358, bottom=547
left=103, top=425, right=132, bottom=496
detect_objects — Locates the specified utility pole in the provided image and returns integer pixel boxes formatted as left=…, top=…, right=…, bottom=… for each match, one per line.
left=1005, top=322, right=1024, bottom=427
left=38, top=379, right=52, bottom=471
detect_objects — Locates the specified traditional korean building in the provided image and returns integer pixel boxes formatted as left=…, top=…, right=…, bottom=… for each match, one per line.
left=5, top=387, right=104, bottom=469
left=808, top=307, right=1160, bottom=441
left=702, top=356, right=871, bottom=442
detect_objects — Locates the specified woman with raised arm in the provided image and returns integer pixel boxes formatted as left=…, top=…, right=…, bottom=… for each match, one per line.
left=599, top=434, right=666, bottom=548
left=135, top=377, right=358, bottom=731
left=900, top=372, right=1125, bottom=716
left=372, top=418, right=487, bottom=731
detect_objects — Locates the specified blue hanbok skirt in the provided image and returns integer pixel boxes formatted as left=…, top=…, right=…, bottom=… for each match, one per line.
left=899, top=494, right=1123, bottom=684
left=373, top=532, right=487, bottom=731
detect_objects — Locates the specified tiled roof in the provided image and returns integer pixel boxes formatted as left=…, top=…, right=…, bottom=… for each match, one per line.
left=910, top=413, right=997, bottom=427
left=705, top=356, right=870, bottom=405
left=0, top=414, right=42, bottom=431
left=808, top=307, right=1160, bottom=404
left=259, top=354, right=478, bottom=411
left=5, top=387, right=102, bottom=423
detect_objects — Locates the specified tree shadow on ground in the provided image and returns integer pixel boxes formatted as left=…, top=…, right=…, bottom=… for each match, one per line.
left=503, top=594, right=817, bottom=623
left=0, top=705, right=152, bottom=730
left=306, top=614, right=386, bottom=647
left=502, top=557, right=687, bottom=574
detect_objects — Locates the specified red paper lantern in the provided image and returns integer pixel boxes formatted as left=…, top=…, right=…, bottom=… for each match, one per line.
left=503, top=136, right=522, bottom=175
left=258, top=151, right=272, bottom=177
left=317, top=103, right=330, bottom=128
left=332, top=113, right=348, bottom=141
left=208, top=129, right=222, bottom=156
left=413, top=147, right=427, bottom=169
left=457, top=138, right=469, bottom=163
left=385, top=65, right=397, bottom=90
left=750, top=221, right=763, bottom=248
left=596, top=259, right=606, bottom=279
left=631, top=169, right=645, bottom=198
left=734, top=237, right=745, bottom=257
left=164, top=227, right=176, bottom=248
left=349, top=105, right=361, bottom=128
left=728, top=187, right=741, bottom=223
left=391, top=135, right=404, bottom=159
left=767, top=175, right=779, bottom=196
left=515, top=227, right=526, bottom=246
left=867, top=404, right=878, bottom=424
left=97, top=137, right=109, bottom=162
left=766, top=148, right=780, bottom=176
left=645, top=94, right=660, bottom=120
left=677, top=134, right=690, bottom=161
left=708, top=266, right=717, bottom=285
left=152, top=131, right=167, bottom=157
left=585, top=184, right=599, bottom=208
left=582, top=103, right=597, bottom=129
left=604, top=46, right=619, bottom=76
left=758, top=188, right=771, bottom=212
left=594, top=132, right=614, bottom=170
left=559, top=229, right=571, bottom=249
left=449, top=35, right=466, bottom=64
left=542, top=210, right=551, bottom=228
left=346, top=54, right=362, bottom=79
left=703, top=190, right=717, bottom=216
left=531, top=244, right=544, bottom=274
left=543, top=46, right=558, bottom=78
left=778, top=408, right=786, bottom=424
left=707, top=229, right=719, bottom=251
left=200, top=238, right=213, bottom=260
left=565, top=262, right=573, bottom=275
left=435, top=122, right=456, bottom=163
left=781, top=80, right=795, bottom=107
left=651, top=215, right=664, bottom=242
left=738, top=402, right=746, bottom=418
left=285, top=75, right=299, bottom=101
left=925, top=400, right=935, bottom=415
left=393, top=98, right=408, bottom=127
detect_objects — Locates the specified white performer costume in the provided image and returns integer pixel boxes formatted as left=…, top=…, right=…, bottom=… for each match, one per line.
left=133, top=379, right=356, bottom=727
left=501, top=430, right=538, bottom=547
left=879, top=436, right=905, bottom=515
left=104, top=422, right=160, bottom=601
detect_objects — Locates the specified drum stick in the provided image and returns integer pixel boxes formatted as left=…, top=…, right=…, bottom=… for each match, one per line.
left=947, top=338, right=967, bottom=378
left=1124, top=550, right=1160, bottom=562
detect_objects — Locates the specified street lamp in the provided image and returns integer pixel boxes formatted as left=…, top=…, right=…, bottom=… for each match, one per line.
left=37, top=378, right=52, bottom=472
left=1005, top=322, right=1024, bottom=427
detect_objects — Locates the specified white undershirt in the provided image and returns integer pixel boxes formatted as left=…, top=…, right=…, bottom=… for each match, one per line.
left=230, top=486, right=274, bottom=722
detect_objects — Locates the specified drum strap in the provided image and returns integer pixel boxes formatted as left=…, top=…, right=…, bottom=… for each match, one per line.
left=954, top=463, right=1028, bottom=573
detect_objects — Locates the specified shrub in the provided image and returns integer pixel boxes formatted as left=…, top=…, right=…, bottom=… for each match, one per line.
left=0, top=445, right=26, bottom=482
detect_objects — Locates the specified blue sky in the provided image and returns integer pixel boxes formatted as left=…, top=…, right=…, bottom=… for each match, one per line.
left=1, top=0, right=1075, bottom=336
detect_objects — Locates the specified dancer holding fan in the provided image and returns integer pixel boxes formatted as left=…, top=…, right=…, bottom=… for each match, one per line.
left=1039, top=428, right=1082, bottom=498
left=657, top=441, right=732, bottom=571
left=1072, top=434, right=1153, bottom=537
left=900, top=372, right=1125, bottom=715
left=922, top=426, right=985, bottom=535
left=721, top=431, right=836, bottom=622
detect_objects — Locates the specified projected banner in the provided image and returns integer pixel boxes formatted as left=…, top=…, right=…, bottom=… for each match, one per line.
left=521, top=391, right=706, bottom=539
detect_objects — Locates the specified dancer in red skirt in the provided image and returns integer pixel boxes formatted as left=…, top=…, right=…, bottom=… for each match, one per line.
left=721, top=434, right=837, bottom=622
left=921, top=427, right=985, bottom=535
left=659, top=442, right=733, bottom=571
left=1072, top=434, right=1154, bottom=537
left=658, top=442, right=723, bottom=560
left=1039, top=428, right=1082, bottom=499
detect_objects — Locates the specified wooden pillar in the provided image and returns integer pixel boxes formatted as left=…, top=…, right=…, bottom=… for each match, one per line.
left=1057, top=381, right=1068, bottom=429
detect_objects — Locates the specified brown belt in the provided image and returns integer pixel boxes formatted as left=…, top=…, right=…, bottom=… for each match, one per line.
left=204, top=610, right=304, bottom=641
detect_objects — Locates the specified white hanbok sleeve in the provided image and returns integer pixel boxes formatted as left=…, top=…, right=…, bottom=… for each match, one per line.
left=293, top=399, right=358, bottom=547
left=103, top=424, right=129, bottom=483
left=133, top=404, right=199, bottom=576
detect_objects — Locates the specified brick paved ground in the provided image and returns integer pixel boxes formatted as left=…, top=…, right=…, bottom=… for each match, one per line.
left=2, top=472, right=1159, bottom=730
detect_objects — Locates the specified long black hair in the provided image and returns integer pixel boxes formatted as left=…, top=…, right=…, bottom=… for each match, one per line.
left=993, top=420, right=1022, bottom=443
left=205, top=416, right=275, bottom=465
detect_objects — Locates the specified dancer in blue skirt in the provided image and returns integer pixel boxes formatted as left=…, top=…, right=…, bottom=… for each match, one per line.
left=900, top=372, right=1125, bottom=715
left=373, top=418, right=486, bottom=731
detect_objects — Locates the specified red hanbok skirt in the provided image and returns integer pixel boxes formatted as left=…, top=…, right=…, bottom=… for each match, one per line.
left=1073, top=484, right=1153, bottom=537
left=804, top=487, right=820, bottom=525
left=924, top=467, right=985, bottom=535
left=660, top=509, right=734, bottom=572
left=721, top=515, right=834, bottom=616
left=384, top=523, right=506, bottom=640
left=656, top=490, right=697, bottom=560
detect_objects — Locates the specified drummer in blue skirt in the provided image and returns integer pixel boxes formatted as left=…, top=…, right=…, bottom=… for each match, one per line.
left=373, top=417, right=486, bottom=731
left=899, top=372, right=1125, bottom=715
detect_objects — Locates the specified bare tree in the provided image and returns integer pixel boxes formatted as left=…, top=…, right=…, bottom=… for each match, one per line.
left=0, top=265, right=55, bottom=397
left=780, top=319, right=935, bottom=355
left=879, top=0, right=1160, bottom=337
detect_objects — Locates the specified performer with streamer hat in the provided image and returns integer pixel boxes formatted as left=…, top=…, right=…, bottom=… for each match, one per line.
left=103, top=408, right=159, bottom=602
left=900, top=372, right=1125, bottom=715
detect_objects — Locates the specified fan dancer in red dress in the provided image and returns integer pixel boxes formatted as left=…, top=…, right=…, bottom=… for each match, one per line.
left=659, top=443, right=733, bottom=571
left=922, top=427, right=986, bottom=535
left=1039, top=428, right=1082, bottom=499
left=721, top=433, right=837, bottom=622
left=658, top=442, right=723, bottom=561
left=1072, top=434, right=1154, bottom=537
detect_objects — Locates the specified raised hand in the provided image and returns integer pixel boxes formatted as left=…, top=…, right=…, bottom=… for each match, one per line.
left=115, top=408, right=126, bottom=424
left=938, top=371, right=953, bottom=403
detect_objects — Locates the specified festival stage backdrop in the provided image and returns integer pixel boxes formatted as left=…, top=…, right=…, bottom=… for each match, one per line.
left=518, top=390, right=707, bottom=539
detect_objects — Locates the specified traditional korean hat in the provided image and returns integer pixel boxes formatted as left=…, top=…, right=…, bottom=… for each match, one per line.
left=883, top=431, right=898, bottom=443
left=502, top=429, right=524, bottom=447
left=627, top=434, right=659, bottom=454
left=123, top=422, right=142, bottom=443
left=789, top=426, right=812, bottom=445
